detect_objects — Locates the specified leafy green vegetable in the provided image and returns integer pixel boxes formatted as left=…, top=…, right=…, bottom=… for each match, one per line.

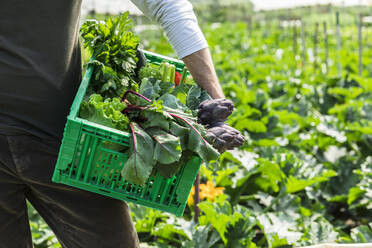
left=139, top=78, right=160, bottom=100
left=139, top=63, right=162, bottom=80
left=121, top=95, right=219, bottom=184
left=79, top=13, right=220, bottom=185
left=170, top=112, right=219, bottom=162
left=81, top=13, right=139, bottom=99
left=156, top=150, right=193, bottom=179
left=80, top=94, right=129, bottom=131
left=121, top=123, right=155, bottom=185
left=158, top=93, right=188, bottom=112
left=170, top=122, right=190, bottom=150
left=147, top=128, right=182, bottom=165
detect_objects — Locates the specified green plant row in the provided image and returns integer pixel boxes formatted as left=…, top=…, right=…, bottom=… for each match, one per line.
left=130, top=16, right=372, bottom=248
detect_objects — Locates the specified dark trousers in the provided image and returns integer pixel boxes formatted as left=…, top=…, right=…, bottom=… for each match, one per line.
left=0, top=134, right=139, bottom=248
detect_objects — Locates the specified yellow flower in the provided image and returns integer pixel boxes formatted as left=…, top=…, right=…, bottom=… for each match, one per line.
left=200, top=181, right=224, bottom=202
left=187, top=181, right=224, bottom=206
left=187, top=186, right=196, bottom=206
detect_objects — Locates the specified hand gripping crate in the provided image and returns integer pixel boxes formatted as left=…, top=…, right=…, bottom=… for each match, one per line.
left=52, top=50, right=201, bottom=216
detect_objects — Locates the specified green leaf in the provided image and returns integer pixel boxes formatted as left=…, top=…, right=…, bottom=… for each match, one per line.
left=168, top=113, right=219, bottom=163
left=348, top=187, right=366, bottom=205
left=147, top=128, right=182, bottom=165
left=235, top=119, right=267, bottom=133
left=306, top=216, right=339, bottom=244
left=351, top=223, right=372, bottom=243
left=257, top=213, right=302, bottom=246
left=158, top=93, right=188, bottom=112
left=255, top=158, right=284, bottom=192
left=156, top=150, right=193, bottom=178
left=228, top=150, right=259, bottom=171
left=198, top=141, right=220, bottom=163
left=286, top=170, right=337, bottom=194
left=129, top=204, right=166, bottom=233
left=139, top=78, right=159, bottom=100
left=141, top=108, right=171, bottom=131
left=170, top=121, right=190, bottom=150
left=80, top=94, right=129, bottom=131
left=185, top=121, right=219, bottom=162
left=151, top=223, right=189, bottom=244
left=215, top=168, right=238, bottom=187
left=198, top=200, right=242, bottom=245
left=186, top=85, right=202, bottom=110
left=225, top=210, right=257, bottom=248
left=192, top=226, right=220, bottom=248
left=171, top=84, right=191, bottom=104
left=154, top=80, right=174, bottom=96
left=139, top=63, right=162, bottom=80
left=187, top=123, right=204, bottom=151
left=121, top=123, right=155, bottom=185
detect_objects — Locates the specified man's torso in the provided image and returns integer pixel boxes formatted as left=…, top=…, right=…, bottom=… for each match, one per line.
left=0, top=0, right=82, bottom=140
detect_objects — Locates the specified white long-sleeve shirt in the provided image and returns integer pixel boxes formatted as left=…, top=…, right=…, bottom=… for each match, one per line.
left=131, top=0, right=208, bottom=58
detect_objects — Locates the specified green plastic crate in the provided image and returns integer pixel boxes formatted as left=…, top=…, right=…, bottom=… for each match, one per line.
left=52, top=50, right=201, bottom=216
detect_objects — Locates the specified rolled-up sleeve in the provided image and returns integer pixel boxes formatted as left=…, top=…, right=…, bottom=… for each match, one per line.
left=131, top=0, right=208, bottom=58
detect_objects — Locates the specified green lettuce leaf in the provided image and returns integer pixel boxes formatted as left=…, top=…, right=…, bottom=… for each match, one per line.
left=80, top=94, right=129, bottom=131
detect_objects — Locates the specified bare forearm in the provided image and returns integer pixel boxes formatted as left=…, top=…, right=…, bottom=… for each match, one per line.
left=182, top=48, right=224, bottom=99
left=130, top=1, right=223, bottom=98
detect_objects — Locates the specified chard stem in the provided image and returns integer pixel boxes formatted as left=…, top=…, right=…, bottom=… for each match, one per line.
left=169, top=113, right=207, bottom=146
left=129, top=123, right=138, bottom=177
left=122, top=90, right=152, bottom=103
left=122, top=105, right=146, bottom=114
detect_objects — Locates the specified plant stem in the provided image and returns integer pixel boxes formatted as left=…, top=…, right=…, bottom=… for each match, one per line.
left=122, top=90, right=152, bottom=103
left=179, top=67, right=188, bottom=85
left=169, top=113, right=207, bottom=146
left=122, top=104, right=146, bottom=114
left=129, top=123, right=138, bottom=177
left=194, top=173, right=200, bottom=223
